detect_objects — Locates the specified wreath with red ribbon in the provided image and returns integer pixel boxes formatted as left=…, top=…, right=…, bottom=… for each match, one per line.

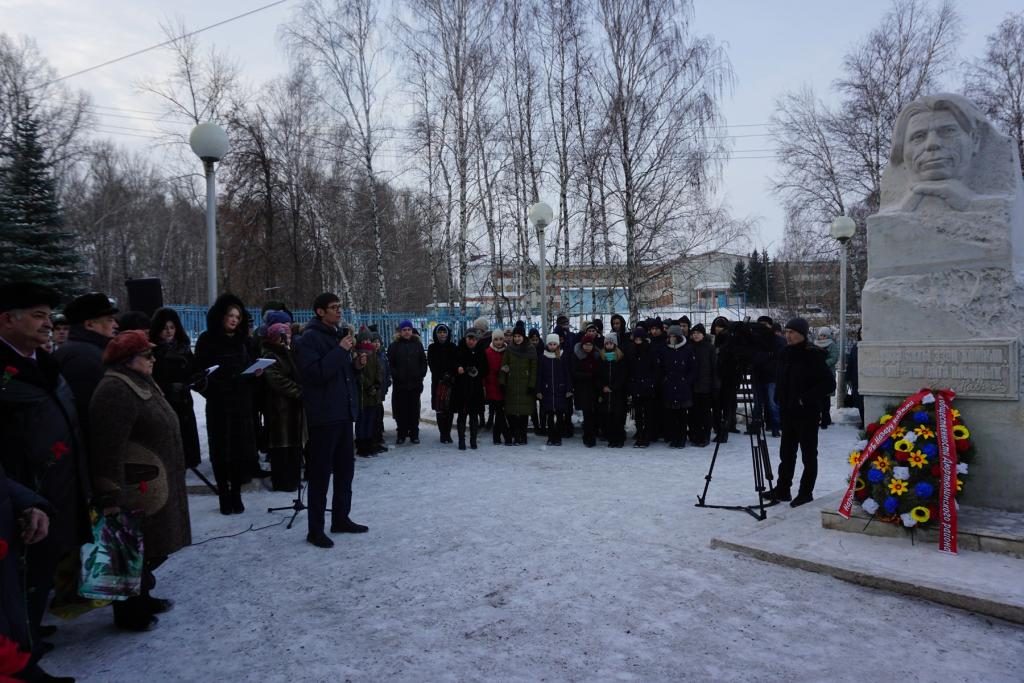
left=838, top=388, right=974, bottom=554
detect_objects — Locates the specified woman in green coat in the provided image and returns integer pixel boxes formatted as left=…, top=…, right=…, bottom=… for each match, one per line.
left=500, top=323, right=537, bottom=445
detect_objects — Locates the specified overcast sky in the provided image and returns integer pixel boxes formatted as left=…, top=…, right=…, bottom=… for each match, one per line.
left=3, top=0, right=1020, bottom=252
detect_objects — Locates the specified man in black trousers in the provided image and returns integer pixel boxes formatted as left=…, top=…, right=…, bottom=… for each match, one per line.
left=765, top=317, right=834, bottom=508
left=292, top=293, right=367, bottom=548
left=387, top=320, right=428, bottom=444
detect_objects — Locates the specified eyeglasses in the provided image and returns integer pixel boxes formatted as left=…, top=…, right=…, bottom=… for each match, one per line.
left=137, top=351, right=155, bottom=360
left=325, top=304, right=342, bottom=311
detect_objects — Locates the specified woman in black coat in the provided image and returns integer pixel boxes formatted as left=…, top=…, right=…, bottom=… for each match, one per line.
left=656, top=325, right=697, bottom=449
left=598, top=334, right=629, bottom=448
left=571, top=333, right=601, bottom=447
left=452, top=330, right=489, bottom=450
left=194, top=294, right=262, bottom=514
left=427, top=324, right=459, bottom=443
left=711, top=316, right=738, bottom=441
left=149, top=308, right=202, bottom=469
left=687, top=324, right=717, bottom=447
left=626, top=328, right=658, bottom=447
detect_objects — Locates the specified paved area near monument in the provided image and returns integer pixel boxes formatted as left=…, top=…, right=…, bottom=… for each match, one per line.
left=42, top=412, right=1023, bottom=682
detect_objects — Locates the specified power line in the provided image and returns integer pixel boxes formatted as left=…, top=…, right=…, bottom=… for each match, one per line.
left=40, top=0, right=293, bottom=88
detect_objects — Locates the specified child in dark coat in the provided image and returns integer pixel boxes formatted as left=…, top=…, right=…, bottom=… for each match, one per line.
left=657, top=324, right=697, bottom=449
left=599, top=333, right=629, bottom=448
left=687, top=324, right=716, bottom=447
left=571, top=332, right=601, bottom=447
left=627, top=327, right=657, bottom=447
left=354, top=336, right=382, bottom=457
left=537, top=333, right=572, bottom=446
left=427, top=324, right=459, bottom=443
left=452, top=329, right=489, bottom=450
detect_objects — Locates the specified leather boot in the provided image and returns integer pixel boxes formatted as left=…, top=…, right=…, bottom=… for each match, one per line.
left=458, top=427, right=467, bottom=451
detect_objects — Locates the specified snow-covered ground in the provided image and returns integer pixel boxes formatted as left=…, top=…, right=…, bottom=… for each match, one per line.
left=41, top=395, right=1023, bottom=682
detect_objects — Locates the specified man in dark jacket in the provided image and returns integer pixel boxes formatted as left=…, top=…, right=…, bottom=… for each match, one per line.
left=293, top=293, right=367, bottom=549
left=0, top=282, right=88, bottom=673
left=1, top=463, right=58, bottom=682
left=52, top=291, right=119, bottom=443
left=766, top=317, right=834, bottom=507
left=387, top=320, right=428, bottom=444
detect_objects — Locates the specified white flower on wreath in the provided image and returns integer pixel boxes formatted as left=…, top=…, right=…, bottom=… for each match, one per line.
left=903, top=431, right=918, bottom=444
left=921, top=393, right=936, bottom=404
left=900, top=512, right=917, bottom=527
left=957, top=463, right=968, bottom=474
left=893, top=466, right=910, bottom=481
left=855, top=440, right=868, bottom=450
left=862, top=498, right=880, bottom=515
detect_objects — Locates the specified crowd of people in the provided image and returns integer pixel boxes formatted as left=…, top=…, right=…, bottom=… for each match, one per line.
left=0, top=280, right=848, bottom=682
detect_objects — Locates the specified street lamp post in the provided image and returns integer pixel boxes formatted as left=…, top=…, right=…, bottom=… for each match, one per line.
left=830, top=215, right=857, bottom=409
left=528, top=202, right=554, bottom=333
left=189, top=123, right=230, bottom=306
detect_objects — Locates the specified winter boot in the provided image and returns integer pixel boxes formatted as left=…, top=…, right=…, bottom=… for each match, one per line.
left=458, top=426, right=467, bottom=451
left=469, top=426, right=478, bottom=450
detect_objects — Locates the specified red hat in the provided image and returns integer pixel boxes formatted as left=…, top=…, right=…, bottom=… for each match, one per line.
left=102, top=330, right=155, bottom=365
left=581, top=332, right=598, bottom=345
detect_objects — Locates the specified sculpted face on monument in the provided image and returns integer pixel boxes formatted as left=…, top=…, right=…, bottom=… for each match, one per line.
left=887, top=95, right=984, bottom=212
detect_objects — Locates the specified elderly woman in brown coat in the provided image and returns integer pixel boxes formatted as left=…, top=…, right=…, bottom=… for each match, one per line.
left=261, top=323, right=305, bottom=491
left=89, top=330, right=192, bottom=633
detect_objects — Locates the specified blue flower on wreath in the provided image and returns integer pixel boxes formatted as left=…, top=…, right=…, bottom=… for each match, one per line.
left=922, top=443, right=938, bottom=460
left=880, top=438, right=894, bottom=451
left=913, top=411, right=931, bottom=424
left=915, top=482, right=934, bottom=499
left=868, top=469, right=885, bottom=484
left=884, top=496, right=899, bottom=514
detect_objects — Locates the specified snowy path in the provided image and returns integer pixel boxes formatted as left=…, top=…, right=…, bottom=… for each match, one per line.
left=45, top=416, right=1022, bottom=682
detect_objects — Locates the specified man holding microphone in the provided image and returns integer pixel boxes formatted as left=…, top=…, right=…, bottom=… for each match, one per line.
left=293, top=293, right=368, bottom=549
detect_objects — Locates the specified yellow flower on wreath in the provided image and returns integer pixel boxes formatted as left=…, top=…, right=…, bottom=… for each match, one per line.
left=911, top=506, right=931, bottom=523
left=879, top=414, right=893, bottom=424
left=848, top=451, right=861, bottom=466
left=888, top=479, right=909, bottom=495
left=891, top=426, right=906, bottom=438
left=872, top=455, right=892, bottom=473
left=951, top=408, right=961, bottom=420
left=914, top=425, right=935, bottom=439
left=952, top=425, right=970, bottom=440
left=908, top=451, right=927, bottom=468
left=854, top=477, right=866, bottom=491
left=957, top=478, right=964, bottom=492
left=894, top=439, right=913, bottom=453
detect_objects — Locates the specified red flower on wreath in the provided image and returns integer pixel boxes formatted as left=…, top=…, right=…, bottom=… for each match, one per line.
left=866, top=422, right=880, bottom=435
left=0, top=632, right=31, bottom=677
left=50, top=441, right=69, bottom=461
left=3, top=366, right=17, bottom=377
left=894, top=451, right=910, bottom=462
left=137, top=481, right=148, bottom=494
left=930, top=464, right=942, bottom=477
left=956, top=439, right=970, bottom=453
left=854, top=488, right=869, bottom=501
left=0, top=538, right=8, bottom=561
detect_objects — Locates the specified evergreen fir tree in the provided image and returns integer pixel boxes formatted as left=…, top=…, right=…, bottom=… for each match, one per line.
left=747, top=250, right=765, bottom=306
left=730, top=260, right=748, bottom=299
left=0, top=112, right=82, bottom=296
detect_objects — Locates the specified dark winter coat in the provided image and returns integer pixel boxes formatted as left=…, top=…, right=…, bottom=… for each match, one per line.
left=775, top=342, right=834, bottom=418
left=657, top=341, right=697, bottom=408
left=452, top=341, right=489, bottom=414
left=0, top=343, right=89, bottom=557
left=537, top=350, right=573, bottom=413
left=626, top=340, right=659, bottom=398
left=552, top=323, right=576, bottom=353
left=261, top=341, right=306, bottom=449
left=714, top=329, right=739, bottom=389
left=427, top=328, right=459, bottom=409
left=1, top=464, right=52, bottom=651
left=151, top=340, right=202, bottom=468
left=52, top=325, right=111, bottom=437
left=194, top=294, right=260, bottom=416
left=293, top=319, right=359, bottom=426
left=377, top=348, right=391, bottom=402
left=483, top=344, right=506, bottom=401
left=609, top=314, right=628, bottom=341
left=598, top=348, right=629, bottom=415
left=90, top=368, right=192, bottom=560
left=752, top=333, right=786, bottom=384
left=571, top=342, right=602, bottom=413
left=690, top=337, right=718, bottom=395
left=388, top=334, right=428, bottom=392
left=357, top=351, right=383, bottom=409
left=500, top=342, right=537, bottom=416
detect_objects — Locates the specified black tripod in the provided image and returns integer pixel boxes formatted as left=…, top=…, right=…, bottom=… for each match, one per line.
left=696, top=370, right=778, bottom=520
left=267, top=466, right=329, bottom=530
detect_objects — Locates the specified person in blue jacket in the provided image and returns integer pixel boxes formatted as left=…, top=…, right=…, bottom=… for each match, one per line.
left=292, top=293, right=367, bottom=549
left=537, top=333, right=573, bottom=446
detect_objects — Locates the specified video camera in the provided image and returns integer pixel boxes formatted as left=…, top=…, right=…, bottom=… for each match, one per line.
left=724, top=320, right=776, bottom=367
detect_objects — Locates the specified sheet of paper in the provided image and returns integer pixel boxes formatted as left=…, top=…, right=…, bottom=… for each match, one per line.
left=241, top=358, right=276, bottom=375
left=204, top=364, right=220, bottom=375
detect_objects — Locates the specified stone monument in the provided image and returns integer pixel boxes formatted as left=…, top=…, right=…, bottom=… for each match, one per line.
left=859, top=93, right=1024, bottom=512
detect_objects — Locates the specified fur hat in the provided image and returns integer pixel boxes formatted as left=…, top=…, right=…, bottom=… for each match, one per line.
left=65, top=292, right=118, bottom=324
left=785, top=317, right=810, bottom=339
left=473, top=317, right=490, bottom=332
left=603, top=332, right=618, bottom=347
left=0, top=282, right=61, bottom=313
left=545, top=333, right=561, bottom=346
left=556, top=313, right=570, bottom=326
left=667, top=324, right=684, bottom=339
left=102, top=330, right=155, bottom=365
left=512, top=321, right=527, bottom=338
left=816, top=326, right=834, bottom=339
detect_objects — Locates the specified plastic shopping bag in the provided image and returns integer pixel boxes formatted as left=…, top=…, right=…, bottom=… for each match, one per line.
left=79, top=510, right=144, bottom=601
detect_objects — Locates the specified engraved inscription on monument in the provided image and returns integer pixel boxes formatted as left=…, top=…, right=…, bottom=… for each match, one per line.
left=858, top=340, right=1019, bottom=400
